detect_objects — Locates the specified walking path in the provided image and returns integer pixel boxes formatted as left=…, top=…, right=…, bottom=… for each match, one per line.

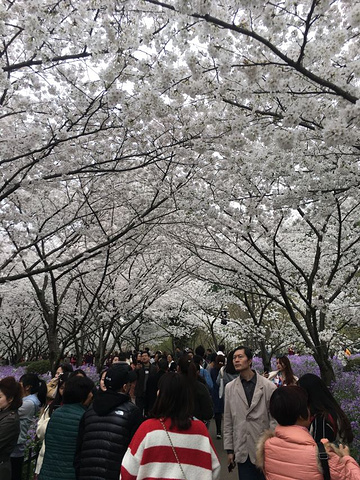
left=209, top=419, right=236, bottom=480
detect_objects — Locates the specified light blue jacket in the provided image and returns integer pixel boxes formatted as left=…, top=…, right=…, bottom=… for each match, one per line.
left=11, top=394, right=41, bottom=457
left=199, top=366, right=213, bottom=390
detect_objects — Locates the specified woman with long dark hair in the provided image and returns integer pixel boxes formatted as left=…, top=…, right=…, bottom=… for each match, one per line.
left=298, top=373, right=354, bottom=445
left=268, top=355, right=298, bottom=387
left=120, top=372, right=220, bottom=480
left=10, top=373, right=47, bottom=480
left=217, top=349, right=238, bottom=399
left=177, top=354, right=213, bottom=424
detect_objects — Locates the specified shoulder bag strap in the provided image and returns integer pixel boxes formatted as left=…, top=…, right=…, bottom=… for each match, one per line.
left=317, top=442, right=331, bottom=480
left=160, top=419, right=187, bottom=480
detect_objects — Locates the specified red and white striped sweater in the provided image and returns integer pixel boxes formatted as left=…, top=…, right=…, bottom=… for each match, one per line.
left=120, top=417, right=221, bottom=480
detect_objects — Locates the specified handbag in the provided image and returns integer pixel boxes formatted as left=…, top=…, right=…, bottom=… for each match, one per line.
left=160, top=419, right=187, bottom=480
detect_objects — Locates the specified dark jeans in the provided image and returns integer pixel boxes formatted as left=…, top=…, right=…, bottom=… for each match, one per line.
left=10, top=456, right=24, bottom=480
left=237, top=456, right=265, bottom=480
left=135, top=396, right=146, bottom=416
left=214, top=412, right=222, bottom=435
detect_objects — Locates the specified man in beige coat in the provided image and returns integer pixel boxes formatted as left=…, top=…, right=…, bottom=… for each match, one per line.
left=224, top=346, right=276, bottom=480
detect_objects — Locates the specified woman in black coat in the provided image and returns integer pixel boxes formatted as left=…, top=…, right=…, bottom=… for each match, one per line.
left=0, top=377, right=22, bottom=480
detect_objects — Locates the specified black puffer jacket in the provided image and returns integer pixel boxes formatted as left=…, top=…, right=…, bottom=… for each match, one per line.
left=74, top=390, right=143, bottom=480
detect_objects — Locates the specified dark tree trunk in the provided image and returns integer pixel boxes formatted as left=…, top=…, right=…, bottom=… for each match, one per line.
left=313, top=345, right=336, bottom=386
left=48, top=325, right=60, bottom=376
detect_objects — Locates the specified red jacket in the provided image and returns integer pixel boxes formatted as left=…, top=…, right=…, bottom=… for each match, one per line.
left=120, top=417, right=220, bottom=480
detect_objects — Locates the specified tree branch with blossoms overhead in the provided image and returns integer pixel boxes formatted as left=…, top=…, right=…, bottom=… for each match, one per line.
left=143, top=0, right=358, bottom=103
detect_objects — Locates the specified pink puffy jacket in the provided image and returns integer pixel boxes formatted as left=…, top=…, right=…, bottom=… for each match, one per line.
left=256, top=425, right=360, bottom=480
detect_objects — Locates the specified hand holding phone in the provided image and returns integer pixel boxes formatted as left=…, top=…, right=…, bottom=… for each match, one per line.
left=228, top=460, right=236, bottom=473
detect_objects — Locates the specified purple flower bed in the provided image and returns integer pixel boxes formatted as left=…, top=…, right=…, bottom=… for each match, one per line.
left=0, top=365, right=28, bottom=381
left=331, top=370, right=360, bottom=459
left=77, top=365, right=99, bottom=384
left=252, top=354, right=345, bottom=378
left=0, top=364, right=99, bottom=384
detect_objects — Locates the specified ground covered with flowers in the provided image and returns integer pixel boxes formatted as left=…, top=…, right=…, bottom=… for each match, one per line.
left=0, top=356, right=359, bottom=462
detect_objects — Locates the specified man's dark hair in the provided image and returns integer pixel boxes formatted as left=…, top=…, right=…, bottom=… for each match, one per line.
left=233, top=345, right=253, bottom=360
left=118, top=352, right=127, bottom=361
left=158, top=358, right=168, bottom=372
left=63, top=376, right=94, bottom=404
left=193, top=354, right=203, bottom=366
left=69, top=369, right=87, bottom=378
left=270, top=386, right=308, bottom=426
left=209, top=352, right=217, bottom=363
left=195, top=345, right=205, bottom=357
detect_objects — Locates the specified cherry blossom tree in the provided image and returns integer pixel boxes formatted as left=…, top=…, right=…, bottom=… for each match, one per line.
left=1, top=0, right=207, bottom=367
left=0, top=280, right=48, bottom=362
left=169, top=191, right=360, bottom=384
left=230, top=290, right=300, bottom=372
left=78, top=236, right=190, bottom=370
left=133, top=0, right=359, bottom=383
left=1, top=1, right=359, bottom=382
left=144, top=279, right=237, bottom=351
left=1, top=0, right=205, bottom=283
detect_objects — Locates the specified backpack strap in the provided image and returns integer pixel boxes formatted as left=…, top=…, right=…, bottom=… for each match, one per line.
left=317, top=442, right=331, bottom=480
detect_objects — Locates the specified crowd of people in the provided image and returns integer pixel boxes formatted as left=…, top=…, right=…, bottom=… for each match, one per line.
left=0, top=344, right=359, bottom=480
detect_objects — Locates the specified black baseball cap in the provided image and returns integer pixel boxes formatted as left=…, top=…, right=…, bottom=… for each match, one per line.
left=104, top=365, right=137, bottom=391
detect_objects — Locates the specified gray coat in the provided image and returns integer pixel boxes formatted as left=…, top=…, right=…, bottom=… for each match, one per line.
left=223, top=372, right=277, bottom=464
